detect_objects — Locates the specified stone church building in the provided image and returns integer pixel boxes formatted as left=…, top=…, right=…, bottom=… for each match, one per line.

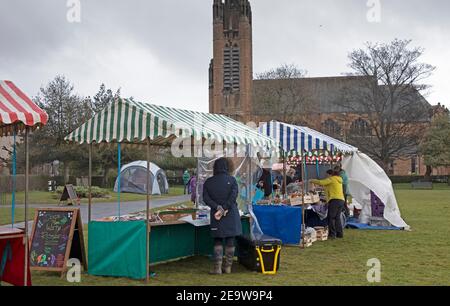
left=208, top=0, right=448, bottom=176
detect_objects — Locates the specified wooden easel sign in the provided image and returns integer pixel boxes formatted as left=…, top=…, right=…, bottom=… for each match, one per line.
left=29, top=208, right=86, bottom=277
left=59, top=184, right=80, bottom=206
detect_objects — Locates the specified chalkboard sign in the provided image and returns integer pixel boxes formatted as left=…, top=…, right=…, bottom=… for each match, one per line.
left=29, top=208, right=86, bottom=275
left=59, top=184, right=80, bottom=206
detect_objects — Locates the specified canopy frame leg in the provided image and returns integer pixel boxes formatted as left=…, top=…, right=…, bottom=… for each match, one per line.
left=88, top=143, right=92, bottom=222
left=146, top=139, right=151, bottom=284
left=24, top=127, right=29, bottom=286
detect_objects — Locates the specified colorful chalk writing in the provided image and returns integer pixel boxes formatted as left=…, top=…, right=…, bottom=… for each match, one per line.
left=30, top=210, right=74, bottom=268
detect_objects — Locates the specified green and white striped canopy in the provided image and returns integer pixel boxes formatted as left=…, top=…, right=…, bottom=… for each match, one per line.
left=65, top=98, right=276, bottom=148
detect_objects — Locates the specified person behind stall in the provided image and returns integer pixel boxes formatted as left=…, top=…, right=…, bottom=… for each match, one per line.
left=294, top=165, right=303, bottom=182
left=203, top=158, right=242, bottom=275
left=190, top=172, right=197, bottom=205
left=286, top=168, right=296, bottom=185
left=334, top=164, right=350, bottom=216
left=183, top=169, right=191, bottom=194
left=310, top=169, right=345, bottom=239
left=258, top=167, right=273, bottom=199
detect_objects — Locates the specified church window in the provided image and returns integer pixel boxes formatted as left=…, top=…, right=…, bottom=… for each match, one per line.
left=223, top=44, right=240, bottom=91
left=350, top=118, right=372, bottom=136
left=322, top=119, right=341, bottom=137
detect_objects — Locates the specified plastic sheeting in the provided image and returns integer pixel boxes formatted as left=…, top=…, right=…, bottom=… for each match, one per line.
left=196, top=153, right=262, bottom=214
left=342, top=152, right=409, bottom=229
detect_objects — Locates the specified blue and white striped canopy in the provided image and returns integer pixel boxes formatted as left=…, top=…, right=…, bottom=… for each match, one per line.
left=259, top=121, right=358, bottom=154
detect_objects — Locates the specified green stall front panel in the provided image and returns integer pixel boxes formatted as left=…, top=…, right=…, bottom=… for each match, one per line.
left=88, top=217, right=252, bottom=279
left=149, top=222, right=196, bottom=264
left=88, top=221, right=147, bottom=279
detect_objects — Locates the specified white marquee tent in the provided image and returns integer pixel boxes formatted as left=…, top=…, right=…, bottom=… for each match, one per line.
left=342, top=152, right=410, bottom=229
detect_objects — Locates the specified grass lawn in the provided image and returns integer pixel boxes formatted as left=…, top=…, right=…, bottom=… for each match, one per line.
left=12, top=184, right=450, bottom=285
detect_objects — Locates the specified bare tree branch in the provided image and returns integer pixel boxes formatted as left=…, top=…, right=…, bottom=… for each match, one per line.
left=340, top=39, right=435, bottom=172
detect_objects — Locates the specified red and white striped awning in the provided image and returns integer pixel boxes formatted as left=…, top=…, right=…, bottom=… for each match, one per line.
left=0, top=80, right=48, bottom=136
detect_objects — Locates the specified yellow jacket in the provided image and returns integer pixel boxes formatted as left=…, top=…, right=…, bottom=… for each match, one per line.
left=310, top=176, right=345, bottom=202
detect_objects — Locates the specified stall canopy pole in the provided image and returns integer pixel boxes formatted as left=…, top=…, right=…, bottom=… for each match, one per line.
left=282, top=150, right=287, bottom=198
left=11, top=127, right=16, bottom=227
left=195, top=155, right=200, bottom=209
left=24, top=127, right=29, bottom=286
left=117, top=143, right=121, bottom=219
left=146, top=139, right=151, bottom=283
left=247, top=144, right=252, bottom=207
left=301, top=151, right=306, bottom=248
left=88, top=143, right=92, bottom=222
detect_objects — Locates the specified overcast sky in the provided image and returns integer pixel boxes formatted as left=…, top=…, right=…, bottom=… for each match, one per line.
left=1, top=0, right=449, bottom=112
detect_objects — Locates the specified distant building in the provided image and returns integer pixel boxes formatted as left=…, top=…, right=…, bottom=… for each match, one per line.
left=208, top=0, right=448, bottom=176
left=0, top=137, right=13, bottom=174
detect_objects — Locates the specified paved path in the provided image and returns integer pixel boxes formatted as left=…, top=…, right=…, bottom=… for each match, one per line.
left=0, top=195, right=190, bottom=228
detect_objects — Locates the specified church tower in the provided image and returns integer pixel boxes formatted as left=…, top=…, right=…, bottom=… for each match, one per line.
left=209, top=0, right=253, bottom=122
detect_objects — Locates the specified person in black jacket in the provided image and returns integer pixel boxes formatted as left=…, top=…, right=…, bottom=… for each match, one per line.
left=203, top=158, right=242, bottom=274
left=258, top=168, right=273, bottom=198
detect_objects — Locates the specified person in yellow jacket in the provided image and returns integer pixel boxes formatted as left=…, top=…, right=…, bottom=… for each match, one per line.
left=310, top=169, right=345, bottom=239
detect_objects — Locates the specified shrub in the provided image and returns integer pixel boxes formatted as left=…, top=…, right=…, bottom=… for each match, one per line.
left=56, top=186, right=110, bottom=199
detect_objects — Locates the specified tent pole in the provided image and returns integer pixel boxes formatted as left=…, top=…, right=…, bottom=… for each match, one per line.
left=301, top=152, right=306, bottom=249
left=117, top=143, right=121, bottom=219
left=195, top=154, right=200, bottom=209
left=24, top=127, right=29, bottom=286
left=12, top=127, right=16, bottom=227
left=146, top=139, right=151, bottom=284
left=282, top=150, right=287, bottom=198
left=88, top=143, right=92, bottom=222
left=247, top=144, right=252, bottom=207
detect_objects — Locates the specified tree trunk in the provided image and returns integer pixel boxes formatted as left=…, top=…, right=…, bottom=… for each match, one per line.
left=424, top=166, right=432, bottom=182
left=64, top=163, right=70, bottom=184
left=381, top=158, right=391, bottom=175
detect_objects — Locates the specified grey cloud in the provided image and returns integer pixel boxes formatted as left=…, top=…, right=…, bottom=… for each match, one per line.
left=0, top=0, right=448, bottom=109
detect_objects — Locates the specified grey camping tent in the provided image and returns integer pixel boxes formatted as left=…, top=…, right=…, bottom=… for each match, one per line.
left=114, top=161, right=169, bottom=195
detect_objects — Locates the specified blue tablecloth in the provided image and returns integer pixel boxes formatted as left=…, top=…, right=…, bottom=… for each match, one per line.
left=252, top=205, right=302, bottom=245
left=346, top=222, right=402, bottom=231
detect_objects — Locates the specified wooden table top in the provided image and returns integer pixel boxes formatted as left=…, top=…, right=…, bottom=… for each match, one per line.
left=0, top=227, right=24, bottom=237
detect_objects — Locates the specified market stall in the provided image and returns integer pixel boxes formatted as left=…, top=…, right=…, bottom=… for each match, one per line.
left=0, top=80, right=48, bottom=286
left=65, top=98, right=276, bottom=281
left=255, top=120, right=358, bottom=245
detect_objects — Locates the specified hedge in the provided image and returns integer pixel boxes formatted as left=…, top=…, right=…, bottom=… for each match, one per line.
left=389, top=175, right=449, bottom=184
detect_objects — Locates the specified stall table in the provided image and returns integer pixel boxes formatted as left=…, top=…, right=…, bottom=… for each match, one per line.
left=88, top=216, right=250, bottom=279
left=252, top=205, right=302, bottom=245
left=0, top=228, right=32, bottom=286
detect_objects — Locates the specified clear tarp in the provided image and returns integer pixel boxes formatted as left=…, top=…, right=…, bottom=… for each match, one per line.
left=196, top=153, right=263, bottom=214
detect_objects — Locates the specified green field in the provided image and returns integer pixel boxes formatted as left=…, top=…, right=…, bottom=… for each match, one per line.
left=7, top=184, right=450, bottom=286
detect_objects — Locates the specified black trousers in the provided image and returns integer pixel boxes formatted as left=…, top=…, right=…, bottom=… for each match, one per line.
left=328, top=199, right=345, bottom=238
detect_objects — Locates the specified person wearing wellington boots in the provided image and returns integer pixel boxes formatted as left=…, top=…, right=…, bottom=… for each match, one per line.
left=203, top=158, right=242, bottom=274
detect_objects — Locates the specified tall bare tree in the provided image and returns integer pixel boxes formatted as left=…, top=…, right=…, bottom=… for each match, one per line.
left=340, top=39, right=435, bottom=172
left=254, top=64, right=314, bottom=124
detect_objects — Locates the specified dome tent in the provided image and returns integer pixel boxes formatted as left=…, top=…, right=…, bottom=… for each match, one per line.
left=114, top=161, right=169, bottom=195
